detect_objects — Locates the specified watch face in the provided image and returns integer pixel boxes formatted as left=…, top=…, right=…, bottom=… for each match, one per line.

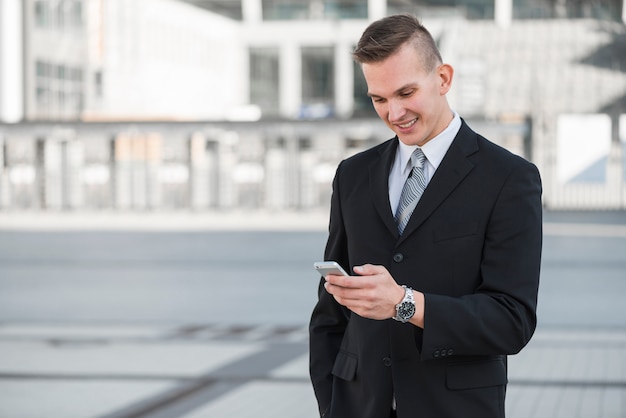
left=398, top=301, right=415, bottom=320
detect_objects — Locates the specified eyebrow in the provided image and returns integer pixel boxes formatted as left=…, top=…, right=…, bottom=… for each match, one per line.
left=367, top=83, right=417, bottom=98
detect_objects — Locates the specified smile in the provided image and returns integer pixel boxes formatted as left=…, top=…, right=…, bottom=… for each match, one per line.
left=397, top=119, right=417, bottom=129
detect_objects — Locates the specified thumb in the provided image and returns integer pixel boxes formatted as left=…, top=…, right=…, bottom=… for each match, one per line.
left=353, top=264, right=383, bottom=276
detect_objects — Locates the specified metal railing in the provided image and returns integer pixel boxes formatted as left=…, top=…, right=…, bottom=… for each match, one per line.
left=1, top=115, right=624, bottom=212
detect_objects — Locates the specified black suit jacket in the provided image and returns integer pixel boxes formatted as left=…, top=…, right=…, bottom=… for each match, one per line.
left=309, top=121, right=542, bottom=418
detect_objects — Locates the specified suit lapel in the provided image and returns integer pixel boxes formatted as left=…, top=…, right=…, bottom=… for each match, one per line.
left=399, top=122, right=479, bottom=242
left=369, top=138, right=399, bottom=237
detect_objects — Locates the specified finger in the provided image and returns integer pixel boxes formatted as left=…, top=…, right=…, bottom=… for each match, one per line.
left=325, top=273, right=362, bottom=288
left=325, top=281, right=355, bottom=304
left=326, top=281, right=375, bottom=303
left=324, top=273, right=345, bottom=286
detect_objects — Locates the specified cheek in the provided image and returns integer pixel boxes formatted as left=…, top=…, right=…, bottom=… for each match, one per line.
left=412, top=99, right=435, bottom=119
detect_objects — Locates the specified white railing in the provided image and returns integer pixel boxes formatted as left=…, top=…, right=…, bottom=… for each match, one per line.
left=1, top=114, right=624, bottom=212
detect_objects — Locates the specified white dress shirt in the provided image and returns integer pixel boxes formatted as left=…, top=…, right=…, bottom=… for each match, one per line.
left=389, top=112, right=462, bottom=216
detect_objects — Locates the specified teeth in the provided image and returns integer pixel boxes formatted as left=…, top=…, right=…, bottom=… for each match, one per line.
left=398, top=119, right=416, bottom=128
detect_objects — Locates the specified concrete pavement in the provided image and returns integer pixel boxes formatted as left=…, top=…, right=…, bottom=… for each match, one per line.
left=0, top=323, right=624, bottom=417
left=1, top=209, right=625, bottom=417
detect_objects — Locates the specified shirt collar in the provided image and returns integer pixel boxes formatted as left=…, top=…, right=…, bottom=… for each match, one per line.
left=397, top=111, right=462, bottom=175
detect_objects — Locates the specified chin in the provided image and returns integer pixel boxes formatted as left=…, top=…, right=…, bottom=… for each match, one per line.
left=398, top=134, right=423, bottom=146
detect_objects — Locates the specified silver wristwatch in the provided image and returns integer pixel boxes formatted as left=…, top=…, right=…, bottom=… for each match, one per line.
left=393, top=285, right=415, bottom=323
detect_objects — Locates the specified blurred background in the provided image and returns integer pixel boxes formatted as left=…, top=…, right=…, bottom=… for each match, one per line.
left=0, top=0, right=625, bottom=212
left=0, top=1, right=625, bottom=417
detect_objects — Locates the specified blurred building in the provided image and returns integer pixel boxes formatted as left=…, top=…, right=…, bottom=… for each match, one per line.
left=0, top=0, right=625, bottom=211
left=12, top=0, right=243, bottom=121
left=0, top=0, right=24, bottom=124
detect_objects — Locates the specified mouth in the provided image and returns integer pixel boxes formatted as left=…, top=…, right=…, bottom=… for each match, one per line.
left=396, top=118, right=417, bottom=129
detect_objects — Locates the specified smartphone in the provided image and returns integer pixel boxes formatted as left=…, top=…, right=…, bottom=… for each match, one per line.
left=314, top=261, right=350, bottom=278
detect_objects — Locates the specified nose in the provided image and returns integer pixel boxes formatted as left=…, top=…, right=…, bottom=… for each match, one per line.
left=388, top=99, right=406, bottom=123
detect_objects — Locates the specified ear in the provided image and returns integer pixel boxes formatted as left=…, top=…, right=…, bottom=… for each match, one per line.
left=437, top=64, right=454, bottom=95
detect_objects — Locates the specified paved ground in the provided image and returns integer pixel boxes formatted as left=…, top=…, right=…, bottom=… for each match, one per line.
left=0, top=323, right=624, bottom=418
left=0, top=210, right=625, bottom=417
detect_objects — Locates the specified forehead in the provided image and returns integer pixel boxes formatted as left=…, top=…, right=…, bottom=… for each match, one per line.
left=362, top=44, right=431, bottom=95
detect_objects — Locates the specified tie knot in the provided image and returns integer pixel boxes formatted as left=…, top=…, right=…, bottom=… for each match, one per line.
left=410, top=148, right=425, bottom=169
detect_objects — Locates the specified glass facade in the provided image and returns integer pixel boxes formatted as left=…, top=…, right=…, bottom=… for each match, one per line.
left=352, top=60, right=376, bottom=117
left=183, top=0, right=623, bottom=22
left=301, top=47, right=335, bottom=118
left=33, top=0, right=83, bottom=28
left=263, top=0, right=368, bottom=20
left=34, top=60, right=84, bottom=118
left=513, top=0, right=623, bottom=19
left=250, top=47, right=280, bottom=117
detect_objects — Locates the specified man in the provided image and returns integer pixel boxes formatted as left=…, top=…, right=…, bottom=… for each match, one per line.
left=309, top=14, right=542, bottom=418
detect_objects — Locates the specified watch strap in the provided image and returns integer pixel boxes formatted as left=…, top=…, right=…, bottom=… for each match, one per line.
left=393, top=285, right=415, bottom=322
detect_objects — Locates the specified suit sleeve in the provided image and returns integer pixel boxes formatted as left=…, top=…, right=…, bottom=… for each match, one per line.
left=309, top=162, right=351, bottom=415
left=421, top=161, right=543, bottom=359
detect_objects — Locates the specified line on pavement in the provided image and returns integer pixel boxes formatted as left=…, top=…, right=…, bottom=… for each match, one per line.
left=95, top=342, right=308, bottom=418
left=543, top=222, right=626, bottom=238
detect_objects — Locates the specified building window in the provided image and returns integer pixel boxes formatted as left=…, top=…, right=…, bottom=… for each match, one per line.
left=36, top=60, right=46, bottom=77
left=56, top=1, right=65, bottom=28
left=263, top=0, right=310, bottom=20
left=263, top=0, right=368, bottom=20
left=35, top=61, right=51, bottom=110
left=250, top=48, right=280, bottom=118
left=57, top=65, right=66, bottom=81
left=352, top=59, right=376, bottom=117
left=34, top=1, right=50, bottom=27
left=35, top=0, right=84, bottom=29
left=387, top=0, right=493, bottom=20
left=326, top=0, right=368, bottom=19
left=33, top=59, right=85, bottom=117
left=71, top=0, right=83, bottom=26
left=301, top=46, right=334, bottom=118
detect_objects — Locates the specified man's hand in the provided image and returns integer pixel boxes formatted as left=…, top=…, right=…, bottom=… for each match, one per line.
left=324, top=264, right=425, bottom=327
left=323, top=264, right=402, bottom=320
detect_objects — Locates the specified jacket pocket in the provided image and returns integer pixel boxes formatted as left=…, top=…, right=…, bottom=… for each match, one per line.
left=331, top=350, right=358, bottom=381
left=446, top=357, right=507, bottom=390
left=433, top=221, right=478, bottom=243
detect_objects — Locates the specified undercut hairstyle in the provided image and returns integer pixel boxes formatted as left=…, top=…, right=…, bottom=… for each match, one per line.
left=353, top=14, right=443, bottom=72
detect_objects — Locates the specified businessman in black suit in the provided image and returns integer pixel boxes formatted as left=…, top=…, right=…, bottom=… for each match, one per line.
left=309, top=14, right=542, bottom=418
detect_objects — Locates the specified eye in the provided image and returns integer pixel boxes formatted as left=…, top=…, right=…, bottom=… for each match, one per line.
left=400, top=90, right=414, bottom=98
left=372, top=97, right=386, bottom=104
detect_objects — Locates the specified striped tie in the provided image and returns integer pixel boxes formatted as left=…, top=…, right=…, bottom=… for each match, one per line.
left=395, top=148, right=427, bottom=234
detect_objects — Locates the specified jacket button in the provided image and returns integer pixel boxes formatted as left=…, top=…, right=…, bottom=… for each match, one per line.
left=433, top=350, right=440, bottom=358
left=382, top=357, right=392, bottom=367
left=447, top=349, right=454, bottom=356
left=393, top=253, right=404, bottom=263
